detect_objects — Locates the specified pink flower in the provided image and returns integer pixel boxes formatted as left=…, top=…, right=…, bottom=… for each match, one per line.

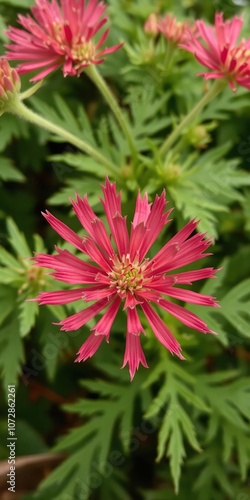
left=158, top=13, right=190, bottom=45
left=181, top=12, right=250, bottom=91
left=33, top=179, right=219, bottom=380
left=5, top=0, right=122, bottom=81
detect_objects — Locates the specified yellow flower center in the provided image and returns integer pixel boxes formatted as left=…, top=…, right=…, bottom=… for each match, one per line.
left=72, top=40, right=96, bottom=65
left=109, top=254, right=148, bottom=298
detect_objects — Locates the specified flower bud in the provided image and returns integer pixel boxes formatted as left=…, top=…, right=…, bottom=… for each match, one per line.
left=0, top=59, right=21, bottom=113
left=144, top=13, right=159, bottom=36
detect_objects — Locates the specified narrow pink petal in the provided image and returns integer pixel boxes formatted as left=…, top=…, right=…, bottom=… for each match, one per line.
left=123, top=292, right=142, bottom=310
left=172, top=268, right=218, bottom=284
left=122, top=332, right=148, bottom=381
left=57, top=298, right=109, bottom=331
left=75, top=332, right=105, bottom=362
left=95, top=28, right=109, bottom=50
left=91, top=297, right=121, bottom=336
left=139, top=192, right=172, bottom=260
left=112, top=213, right=129, bottom=257
left=153, top=229, right=212, bottom=274
left=163, top=287, right=219, bottom=307
left=95, top=44, right=123, bottom=57
left=127, top=307, right=145, bottom=335
left=136, top=290, right=161, bottom=302
left=34, top=248, right=98, bottom=274
left=82, top=287, right=115, bottom=302
left=71, top=194, right=114, bottom=256
left=42, top=210, right=86, bottom=252
left=153, top=219, right=198, bottom=270
left=146, top=243, right=180, bottom=277
left=82, top=236, right=111, bottom=272
left=33, top=249, right=101, bottom=284
left=35, top=288, right=86, bottom=305
left=158, top=298, right=214, bottom=333
left=133, top=192, right=151, bottom=226
left=141, top=302, right=184, bottom=359
left=29, top=63, right=61, bottom=81
left=100, top=178, right=122, bottom=236
left=129, top=222, right=149, bottom=262
left=145, top=275, right=176, bottom=290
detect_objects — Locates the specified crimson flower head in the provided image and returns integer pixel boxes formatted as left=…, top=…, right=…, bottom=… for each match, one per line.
left=181, top=12, right=250, bottom=91
left=5, top=0, right=122, bottom=81
left=33, top=179, right=219, bottom=380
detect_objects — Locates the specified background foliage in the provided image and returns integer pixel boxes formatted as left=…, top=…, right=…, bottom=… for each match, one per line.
left=0, top=0, right=250, bottom=499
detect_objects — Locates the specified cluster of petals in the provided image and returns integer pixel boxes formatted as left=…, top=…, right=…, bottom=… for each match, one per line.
left=144, top=12, right=190, bottom=45
left=0, top=58, right=20, bottom=103
left=158, top=13, right=190, bottom=45
left=181, top=12, right=250, bottom=91
left=5, top=0, right=122, bottom=81
left=33, top=179, right=219, bottom=380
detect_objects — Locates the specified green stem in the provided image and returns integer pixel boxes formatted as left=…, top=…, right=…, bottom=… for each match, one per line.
left=9, top=98, right=120, bottom=179
left=160, top=80, right=227, bottom=157
left=85, top=65, right=137, bottom=161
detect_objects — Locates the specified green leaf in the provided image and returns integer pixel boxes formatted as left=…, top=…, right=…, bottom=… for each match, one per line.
left=18, top=299, right=39, bottom=338
left=1, top=0, right=33, bottom=5
left=157, top=408, right=186, bottom=494
left=0, top=156, right=25, bottom=182
left=0, top=316, right=25, bottom=395
left=0, top=114, right=29, bottom=152
left=222, top=423, right=250, bottom=481
left=168, top=143, right=250, bottom=237
left=38, top=372, right=144, bottom=497
left=7, top=218, right=31, bottom=259
left=0, top=246, right=22, bottom=269
left=220, top=278, right=250, bottom=337
left=188, top=259, right=230, bottom=346
left=0, top=286, right=16, bottom=327
left=144, top=358, right=206, bottom=492
left=195, top=373, right=250, bottom=433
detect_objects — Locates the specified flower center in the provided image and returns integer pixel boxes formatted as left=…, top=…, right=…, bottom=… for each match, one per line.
left=223, top=43, right=250, bottom=76
left=71, top=40, right=96, bottom=65
left=109, top=254, right=148, bottom=298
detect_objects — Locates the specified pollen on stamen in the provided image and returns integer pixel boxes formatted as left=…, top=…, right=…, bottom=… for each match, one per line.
left=108, top=254, right=149, bottom=298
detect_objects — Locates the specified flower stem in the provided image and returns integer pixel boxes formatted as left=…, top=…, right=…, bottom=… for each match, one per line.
left=160, top=79, right=227, bottom=157
left=85, top=65, right=137, bottom=161
left=8, top=98, right=120, bottom=179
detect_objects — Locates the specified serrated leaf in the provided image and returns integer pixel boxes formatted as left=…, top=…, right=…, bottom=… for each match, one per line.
left=18, top=299, right=39, bottom=337
left=0, top=157, right=25, bottom=182
left=0, top=316, right=25, bottom=395
left=157, top=408, right=186, bottom=494
left=34, top=234, right=47, bottom=254
left=0, top=286, right=16, bottom=327
left=220, top=278, right=250, bottom=337
left=0, top=246, right=21, bottom=270
left=0, top=268, right=24, bottom=285
left=7, top=218, right=31, bottom=259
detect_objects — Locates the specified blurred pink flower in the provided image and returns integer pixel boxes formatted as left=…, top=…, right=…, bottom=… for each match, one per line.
left=158, top=13, right=190, bottom=45
left=144, top=13, right=159, bottom=36
left=5, top=0, right=122, bottom=81
left=181, top=12, right=250, bottom=91
left=33, top=179, right=219, bottom=380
